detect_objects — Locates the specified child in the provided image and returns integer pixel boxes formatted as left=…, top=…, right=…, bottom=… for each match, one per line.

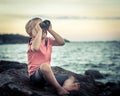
left=25, top=17, right=80, bottom=96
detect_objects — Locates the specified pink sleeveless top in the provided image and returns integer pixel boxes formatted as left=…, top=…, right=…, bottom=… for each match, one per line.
left=27, top=37, right=54, bottom=77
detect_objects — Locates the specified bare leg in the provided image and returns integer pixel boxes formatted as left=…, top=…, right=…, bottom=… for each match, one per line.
left=63, top=76, right=80, bottom=91
left=40, top=63, right=69, bottom=95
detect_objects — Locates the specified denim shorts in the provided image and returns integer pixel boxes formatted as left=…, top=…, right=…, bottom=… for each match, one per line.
left=30, top=68, right=69, bottom=88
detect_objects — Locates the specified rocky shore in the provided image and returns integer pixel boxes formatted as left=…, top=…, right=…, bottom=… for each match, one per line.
left=0, top=60, right=120, bottom=96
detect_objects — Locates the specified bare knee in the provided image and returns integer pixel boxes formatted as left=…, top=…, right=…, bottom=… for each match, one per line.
left=40, top=63, right=51, bottom=73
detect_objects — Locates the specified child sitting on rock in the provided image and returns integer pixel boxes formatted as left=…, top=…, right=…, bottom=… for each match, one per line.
left=25, top=17, right=80, bottom=96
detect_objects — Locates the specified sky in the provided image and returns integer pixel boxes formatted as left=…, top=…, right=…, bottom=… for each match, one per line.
left=0, top=0, right=120, bottom=41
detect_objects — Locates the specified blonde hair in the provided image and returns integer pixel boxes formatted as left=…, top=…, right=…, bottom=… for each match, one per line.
left=25, top=17, right=42, bottom=36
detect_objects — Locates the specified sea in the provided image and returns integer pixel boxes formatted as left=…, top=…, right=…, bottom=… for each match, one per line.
left=0, top=41, right=120, bottom=83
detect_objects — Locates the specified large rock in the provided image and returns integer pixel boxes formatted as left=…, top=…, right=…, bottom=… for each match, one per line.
left=0, top=60, right=120, bottom=96
left=85, top=70, right=104, bottom=79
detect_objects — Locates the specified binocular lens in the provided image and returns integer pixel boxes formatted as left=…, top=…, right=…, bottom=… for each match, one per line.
left=39, top=20, right=50, bottom=30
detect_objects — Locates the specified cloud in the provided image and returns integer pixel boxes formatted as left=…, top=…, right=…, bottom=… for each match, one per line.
left=1, top=13, right=120, bottom=20
left=0, top=0, right=120, bottom=15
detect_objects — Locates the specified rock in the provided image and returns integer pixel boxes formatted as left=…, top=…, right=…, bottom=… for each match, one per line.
left=108, top=86, right=120, bottom=96
left=0, top=60, right=26, bottom=73
left=85, top=70, right=104, bottom=79
left=0, top=60, right=119, bottom=96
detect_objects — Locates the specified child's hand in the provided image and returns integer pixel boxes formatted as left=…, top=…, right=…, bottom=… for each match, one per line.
left=35, top=22, right=42, bottom=33
left=48, top=23, right=53, bottom=32
left=32, top=22, right=42, bottom=38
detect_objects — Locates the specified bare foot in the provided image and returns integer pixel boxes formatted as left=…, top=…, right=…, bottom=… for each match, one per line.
left=63, top=76, right=80, bottom=91
left=63, top=83, right=80, bottom=91
left=57, top=87, right=69, bottom=96
left=63, top=76, right=76, bottom=86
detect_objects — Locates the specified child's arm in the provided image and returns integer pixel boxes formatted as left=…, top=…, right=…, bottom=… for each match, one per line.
left=48, top=23, right=65, bottom=46
left=31, top=25, right=42, bottom=51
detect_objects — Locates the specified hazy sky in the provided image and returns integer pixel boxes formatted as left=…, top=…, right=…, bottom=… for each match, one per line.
left=0, top=0, right=120, bottom=41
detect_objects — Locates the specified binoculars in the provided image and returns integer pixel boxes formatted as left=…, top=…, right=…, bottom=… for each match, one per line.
left=39, top=20, right=50, bottom=30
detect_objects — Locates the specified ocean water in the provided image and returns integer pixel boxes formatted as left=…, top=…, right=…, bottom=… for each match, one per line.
left=0, top=41, right=120, bottom=82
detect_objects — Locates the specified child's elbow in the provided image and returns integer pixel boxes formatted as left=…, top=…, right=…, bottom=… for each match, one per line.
left=60, top=41, right=65, bottom=46
left=31, top=46, right=40, bottom=52
left=33, top=48, right=40, bottom=52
